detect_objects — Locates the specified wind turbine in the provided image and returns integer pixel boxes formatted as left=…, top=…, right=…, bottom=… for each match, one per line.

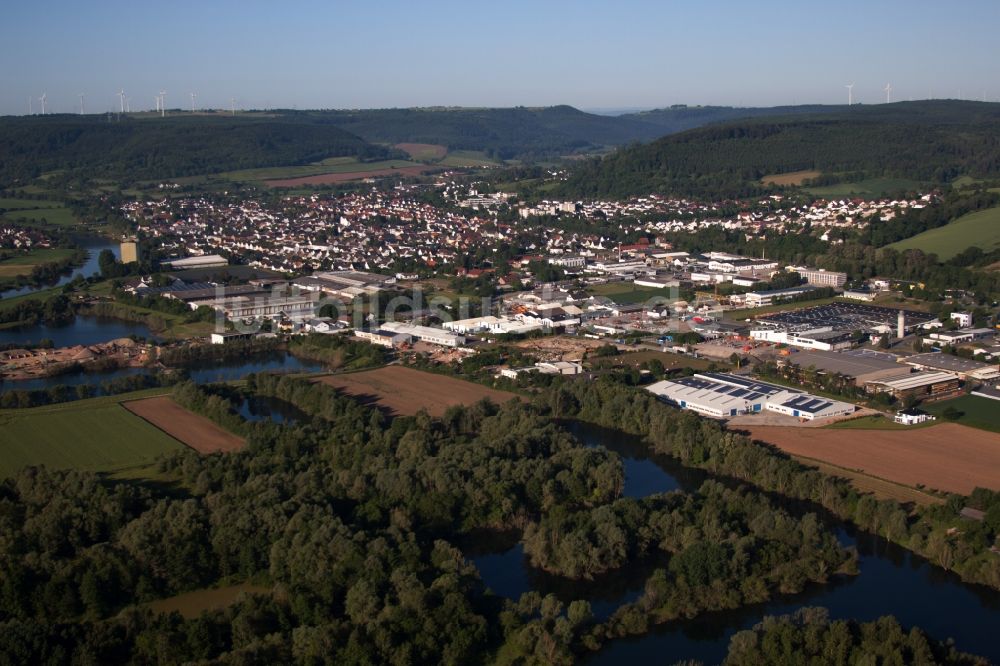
left=159, top=90, right=167, bottom=117
left=28, top=96, right=33, bottom=115
left=189, top=92, right=197, bottom=112
left=845, top=83, right=854, bottom=106
left=118, top=89, right=126, bottom=114
left=38, top=93, right=47, bottom=115
left=78, top=93, right=85, bottom=115
left=125, top=96, right=131, bottom=113
left=230, top=97, right=236, bottom=116
left=883, top=83, right=892, bottom=104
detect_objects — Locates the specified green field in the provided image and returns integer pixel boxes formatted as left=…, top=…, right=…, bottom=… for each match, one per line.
left=218, top=158, right=423, bottom=182
left=923, top=395, right=1000, bottom=433
left=0, top=197, right=66, bottom=211
left=806, top=177, right=922, bottom=198
left=887, top=206, right=1000, bottom=260
left=0, top=390, right=184, bottom=479
left=2, top=206, right=78, bottom=228
left=589, top=282, right=674, bottom=305
left=0, top=248, right=77, bottom=278
left=438, top=150, right=501, bottom=168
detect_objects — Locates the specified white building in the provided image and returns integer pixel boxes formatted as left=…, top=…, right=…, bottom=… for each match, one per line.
left=950, top=312, right=974, bottom=327
left=646, top=372, right=855, bottom=421
left=379, top=321, right=465, bottom=347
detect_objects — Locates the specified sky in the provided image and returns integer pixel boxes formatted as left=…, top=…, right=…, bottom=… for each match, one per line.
left=2, top=0, right=999, bottom=116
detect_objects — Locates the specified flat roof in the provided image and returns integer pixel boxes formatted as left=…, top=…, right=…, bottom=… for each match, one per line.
left=870, top=371, right=958, bottom=390
left=902, top=352, right=997, bottom=373
left=790, top=349, right=903, bottom=376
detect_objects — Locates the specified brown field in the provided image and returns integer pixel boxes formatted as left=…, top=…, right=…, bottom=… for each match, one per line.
left=123, top=396, right=245, bottom=454
left=395, top=142, right=448, bottom=160
left=761, top=169, right=821, bottom=186
left=264, top=165, right=439, bottom=187
left=315, top=366, right=516, bottom=416
left=740, top=423, right=1000, bottom=495
left=146, top=583, right=269, bottom=619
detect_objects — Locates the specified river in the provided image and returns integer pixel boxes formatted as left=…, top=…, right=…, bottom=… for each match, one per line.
left=469, top=422, right=1000, bottom=664
left=0, top=237, right=120, bottom=300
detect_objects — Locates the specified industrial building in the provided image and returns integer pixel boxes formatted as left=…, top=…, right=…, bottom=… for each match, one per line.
left=781, top=349, right=908, bottom=386
left=293, top=270, right=395, bottom=299
left=355, top=328, right=410, bottom=348
left=743, top=285, right=819, bottom=308
left=865, top=371, right=962, bottom=401
left=442, top=316, right=544, bottom=336
left=901, top=353, right=1000, bottom=382
left=163, top=254, right=229, bottom=270
left=789, top=267, right=848, bottom=288
left=379, top=321, right=465, bottom=347
left=646, top=372, right=856, bottom=421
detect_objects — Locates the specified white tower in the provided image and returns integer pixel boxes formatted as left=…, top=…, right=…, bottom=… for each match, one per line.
left=897, top=310, right=905, bottom=339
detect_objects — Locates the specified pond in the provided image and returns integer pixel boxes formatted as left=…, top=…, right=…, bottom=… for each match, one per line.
left=469, top=422, right=1000, bottom=664
left=0, top=315, right=158, bottom=349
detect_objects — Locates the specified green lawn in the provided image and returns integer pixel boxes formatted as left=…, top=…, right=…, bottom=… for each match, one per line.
left=924, top=395, right=1000, bottom=433
left=589, top=283, right=674, bottom=305
left=806, top=177, right=922, bottom=198
left=887, top=206, right=1000, bottom=260
left=438, top=150, right=501, bottom=167
left=0, top=390, right=184, bottom=479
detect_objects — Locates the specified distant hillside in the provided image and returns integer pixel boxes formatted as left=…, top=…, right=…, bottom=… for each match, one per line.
left=619, top=104, right=850, bottom=134
left=561, top=101, right=1000, bottom=199
left=311, top=106, right=665, bottom=160
left=0, top=113, right=389, bottom=183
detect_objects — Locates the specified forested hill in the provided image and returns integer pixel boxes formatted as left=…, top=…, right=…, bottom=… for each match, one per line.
left=0, top=113, right=390, bottom=183
left=561, top=100, right=1000, bottom=199
left=619, top=103, right=850, bottom=134
left=312, top=105, right=665, bottom=160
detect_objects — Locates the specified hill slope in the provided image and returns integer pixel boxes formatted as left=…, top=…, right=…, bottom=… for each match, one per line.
left=0, top=113, right=390, bottom=183
left=561, top=101, right=1000, bottom=199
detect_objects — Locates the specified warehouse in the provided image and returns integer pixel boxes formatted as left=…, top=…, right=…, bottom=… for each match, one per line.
left=783, top=349, right=908, bottom=386
left=163, top=254, right=229, bottom=270
left=646, top=373, right=855, bottom=421
left=379, top=321, right=465, bottom=347
left=901, top=352, right=1000, bottom=382
left=866, top=371, right=962, bottom=401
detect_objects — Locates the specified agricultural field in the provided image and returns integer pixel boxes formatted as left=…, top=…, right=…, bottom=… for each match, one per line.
left=394, top=143, right=448, bottom=160
left=0, top=199, right=78, bottom=227
left=123, top=396, right=245, bottom=453
left=0, top=390, right=184, bottom=479
left=741, top=423, right=1000, bottom=495
left=438, top=150, right=502, bottom=168
left=314, top=366, right=516, bottom=416
left=887, top=206, right=1000, bottom=260
left=805, top=177, right=922, bottom=198
left=264, top=164, right=440, bottom=187
left=0, top=247, right=77, bottom=278
left=760, top=170, right=821, bottom=186
left=923, top=395, right=1000, bottom=433
left=219, top=157, right=424, bottom=184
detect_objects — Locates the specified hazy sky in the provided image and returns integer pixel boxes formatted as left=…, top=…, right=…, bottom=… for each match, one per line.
left=3, top=0, right=999, bottom=115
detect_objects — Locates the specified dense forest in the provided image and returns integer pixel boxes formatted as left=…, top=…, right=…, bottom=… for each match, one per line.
left=0, top=114, right=391, bottom=183
left=561, top=101, right=1000, bottom=198
left=0, top=369, right=994, bottom=663
left=723, top=607, right=987, bottom=665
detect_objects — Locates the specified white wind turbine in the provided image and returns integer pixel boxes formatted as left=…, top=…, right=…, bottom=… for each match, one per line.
left=118, top=89, right=126, bottom=113
left=28, top=96, right=33, bottom=115
left=845, top=83, right=854, bottom=106
left=78, top=93, right=85, bottom=115
left=189, top=92, right=197, bottom=112
left=159, top=90, right=167, bottom=117
left=230, top=97, right=237, bottom=116
left=38, top=93, right=47, bottom=115
left=125, top=96, right=131, bottom=113
left=884, top=83, right=892, bottom=104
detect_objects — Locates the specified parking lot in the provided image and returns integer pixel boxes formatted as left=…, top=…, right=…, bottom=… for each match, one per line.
left=756, top=302, right=936, bottom=332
